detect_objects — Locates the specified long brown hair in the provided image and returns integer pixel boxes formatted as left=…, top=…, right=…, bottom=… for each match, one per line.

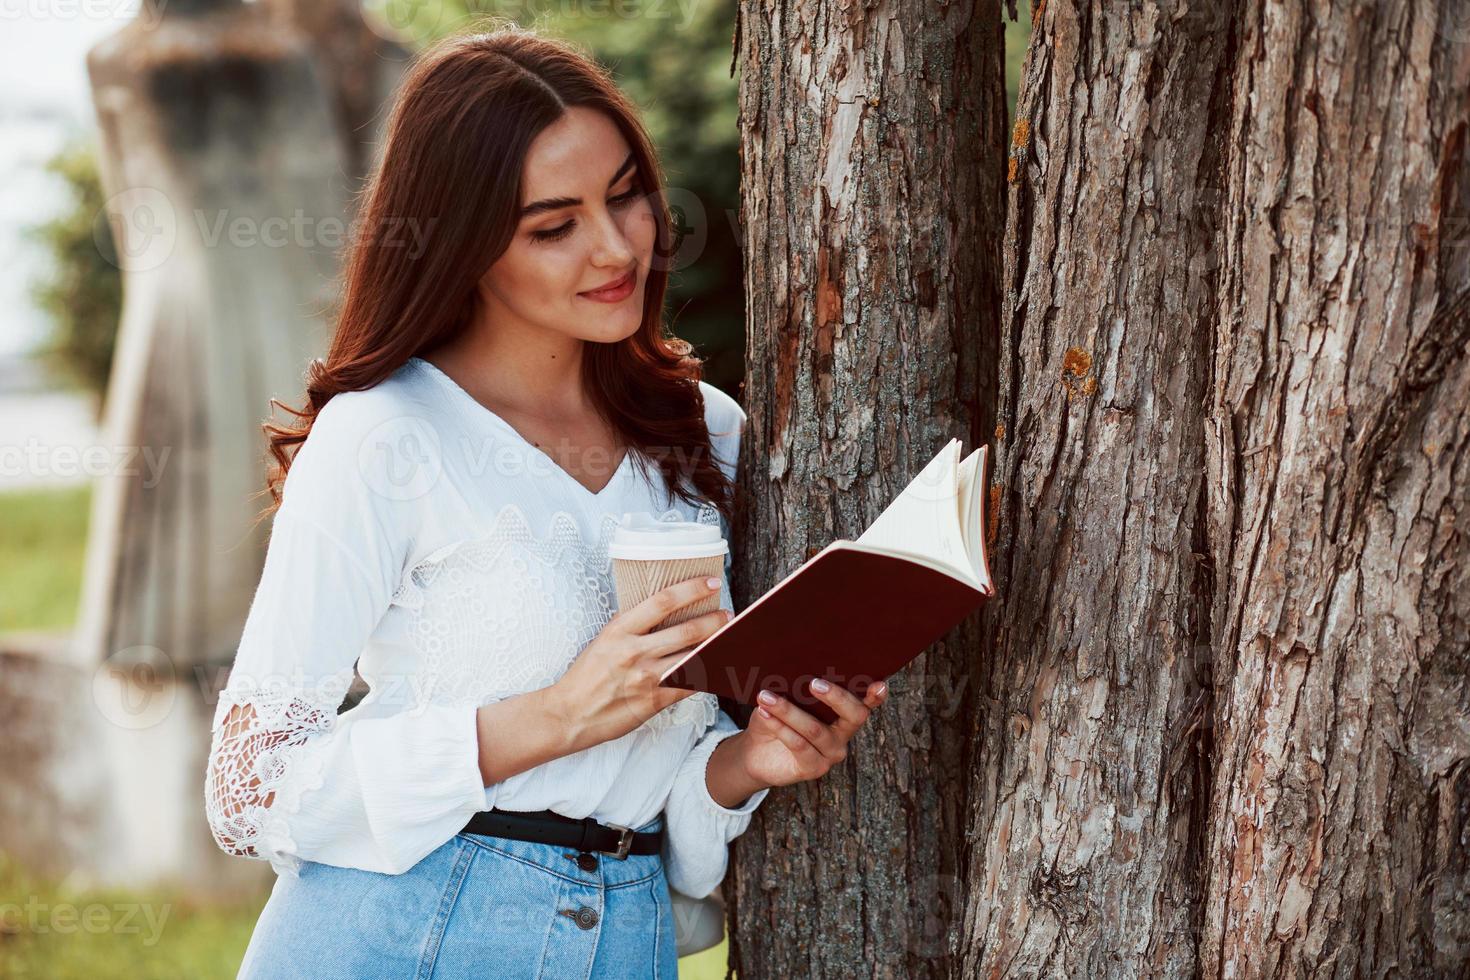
left=254, top=22, right=735, bottom=528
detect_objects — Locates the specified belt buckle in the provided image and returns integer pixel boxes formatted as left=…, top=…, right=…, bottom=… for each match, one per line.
left=605, top=823, right=634, bottom=860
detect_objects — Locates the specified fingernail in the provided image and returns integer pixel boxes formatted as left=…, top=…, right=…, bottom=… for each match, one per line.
left=758, top=689, right=777, bottom=704
left=706, top=577, right=721, bottom=589
left=875, top=682, right=887, bottom=696
left=758, top=706, right=772, bottom=718
left=811, top=678, right=830, bottom=692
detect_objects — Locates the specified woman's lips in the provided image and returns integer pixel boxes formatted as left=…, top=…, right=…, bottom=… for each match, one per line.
left=579, top=269, right=637, bottom=303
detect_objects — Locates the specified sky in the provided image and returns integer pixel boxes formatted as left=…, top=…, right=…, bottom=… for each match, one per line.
left=0, top=3, right=141, bottom=359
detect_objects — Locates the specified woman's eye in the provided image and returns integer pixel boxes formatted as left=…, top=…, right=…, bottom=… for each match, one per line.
left=530, top=189, right=641, bottom=244
left=532, top=222, right=574, bottom=243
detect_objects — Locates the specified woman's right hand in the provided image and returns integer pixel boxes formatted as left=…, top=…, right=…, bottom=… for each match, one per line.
left=550, top=575, right=732, bottom=750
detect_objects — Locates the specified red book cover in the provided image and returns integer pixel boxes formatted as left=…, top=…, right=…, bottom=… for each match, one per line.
left=660, top=439, right=997, bottom=725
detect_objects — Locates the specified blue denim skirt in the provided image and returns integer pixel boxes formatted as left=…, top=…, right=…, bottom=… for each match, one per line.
left=237, top=814, right=677, bottom=979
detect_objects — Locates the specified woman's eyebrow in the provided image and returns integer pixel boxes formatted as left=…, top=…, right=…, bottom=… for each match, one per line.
left=519, top=152, right=637, bottom=219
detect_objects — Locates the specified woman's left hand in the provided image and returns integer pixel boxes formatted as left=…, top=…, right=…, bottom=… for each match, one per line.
left=734, top=679, right=890, bottom=789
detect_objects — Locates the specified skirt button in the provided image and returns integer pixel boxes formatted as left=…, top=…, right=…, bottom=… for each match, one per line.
left=575, top=906, right=599, bottom=930
left=577, top=853, right=598, bottom=872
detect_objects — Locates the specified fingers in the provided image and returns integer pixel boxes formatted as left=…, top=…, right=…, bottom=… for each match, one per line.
left=807, top=678, right=887, bottom=739
left=756, top=679, right=892, bottom=760
left=643, top=607, right=733, bottom=659
left=612, top=576, right=724, bottom=637
left=748, top=705, right=829, bottom=770
left=859, top=681, right=890, bottom=717
left=755, top=688, right=845, bottom=760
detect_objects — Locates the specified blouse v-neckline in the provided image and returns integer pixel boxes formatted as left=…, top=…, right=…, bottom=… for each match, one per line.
left=409, top=356, right=634, bottom=502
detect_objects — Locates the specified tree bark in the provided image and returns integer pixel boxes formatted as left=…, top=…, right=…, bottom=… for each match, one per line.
left=728, top=1, right=1006, bottom=977
left=727, top=0, right=1468, bottom=973
left=959, top=0, right=1470, bottom=977
left=960, top=1, right=1233, bottom=974
left=1200, top=3, right=1470, bottom=975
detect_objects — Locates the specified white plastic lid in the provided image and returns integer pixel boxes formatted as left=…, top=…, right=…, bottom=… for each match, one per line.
left=607, top=511, right=729, bottom=560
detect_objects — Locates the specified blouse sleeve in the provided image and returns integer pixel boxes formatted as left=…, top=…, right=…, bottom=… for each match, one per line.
left=661, top=384, right=770, bottom=899
left=662, top=709, right=771, bottom=898
left=203, top=397, right=486, bottom=877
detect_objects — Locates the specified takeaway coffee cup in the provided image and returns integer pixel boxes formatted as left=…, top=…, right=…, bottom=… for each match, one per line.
left=608, top=512, right=729, bottom=631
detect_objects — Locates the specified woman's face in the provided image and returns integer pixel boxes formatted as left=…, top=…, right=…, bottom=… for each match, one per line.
left=476, top=106, right=658, bottom=345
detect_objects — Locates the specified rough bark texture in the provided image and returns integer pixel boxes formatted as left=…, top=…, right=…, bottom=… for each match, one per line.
left=1200, top=3, right=1470, bottom=975
left=728, top=1, right=1006, bottom=977
left=957, top=0, right=1470, bottom=977
left=960, top=1, right=1233, bottom=975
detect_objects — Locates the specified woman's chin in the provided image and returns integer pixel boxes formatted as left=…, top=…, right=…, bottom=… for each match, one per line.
left=576, top=305, right=644, bottom=343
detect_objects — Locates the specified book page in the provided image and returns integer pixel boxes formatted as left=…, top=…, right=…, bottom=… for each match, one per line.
left=959, top=446, right=995, bottom=591
left=855, top=439, right=973, bottom=582
left=957, top=447, right=980, bottom=581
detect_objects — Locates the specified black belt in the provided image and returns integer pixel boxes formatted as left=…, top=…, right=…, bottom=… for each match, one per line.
left=460, top=808, right=662, bottom=860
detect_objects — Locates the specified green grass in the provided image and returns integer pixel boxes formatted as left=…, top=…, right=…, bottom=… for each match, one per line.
left=0, top=852, right=261, bottom=979
left=0, top=484, right=91, bottom=633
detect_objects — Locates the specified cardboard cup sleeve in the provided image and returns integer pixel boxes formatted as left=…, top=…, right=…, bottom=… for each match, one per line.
left=612, top=554, right=725, bottom=630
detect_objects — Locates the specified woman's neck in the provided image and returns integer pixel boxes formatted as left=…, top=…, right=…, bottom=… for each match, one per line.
left=431, top=324, right=591, bottom=422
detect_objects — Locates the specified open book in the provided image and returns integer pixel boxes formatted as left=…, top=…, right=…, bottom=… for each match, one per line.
left=660, top=438, right=996, bottom=724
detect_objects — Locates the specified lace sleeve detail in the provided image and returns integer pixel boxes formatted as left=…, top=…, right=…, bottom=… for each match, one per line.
left=203, top=402, right=488, bottom=877
left=203, top=661, right=485, bottom=877
left=204, top=667, right=357, bottom=877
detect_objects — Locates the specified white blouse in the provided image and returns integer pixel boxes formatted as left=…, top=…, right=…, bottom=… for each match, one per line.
left=203, top=355, right=769, bottom=899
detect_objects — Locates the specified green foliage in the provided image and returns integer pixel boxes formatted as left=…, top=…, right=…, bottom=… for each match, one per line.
left=396, top=1, right=1033, bottom=389
left=1005, top=1, right=1034, bottom=117
left=0, top=484, right=91, bottom=632
left=24, top=140, right=122, bottom=416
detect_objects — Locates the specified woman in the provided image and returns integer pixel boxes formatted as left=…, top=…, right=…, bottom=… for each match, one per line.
left=204, top=22, right=889, bottom=980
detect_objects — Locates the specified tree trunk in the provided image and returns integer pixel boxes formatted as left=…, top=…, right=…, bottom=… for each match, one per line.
left=1200, top=3, right=1470, bottom=974
left=960, top=1, right=1233, bottom=974
left=728, top=1, right=1007, bottom=977
left=959, top=0, right=1470, bottom=977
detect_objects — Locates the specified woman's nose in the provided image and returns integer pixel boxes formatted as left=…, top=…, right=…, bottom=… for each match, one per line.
left=588, top=207, right=635, bottom=266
